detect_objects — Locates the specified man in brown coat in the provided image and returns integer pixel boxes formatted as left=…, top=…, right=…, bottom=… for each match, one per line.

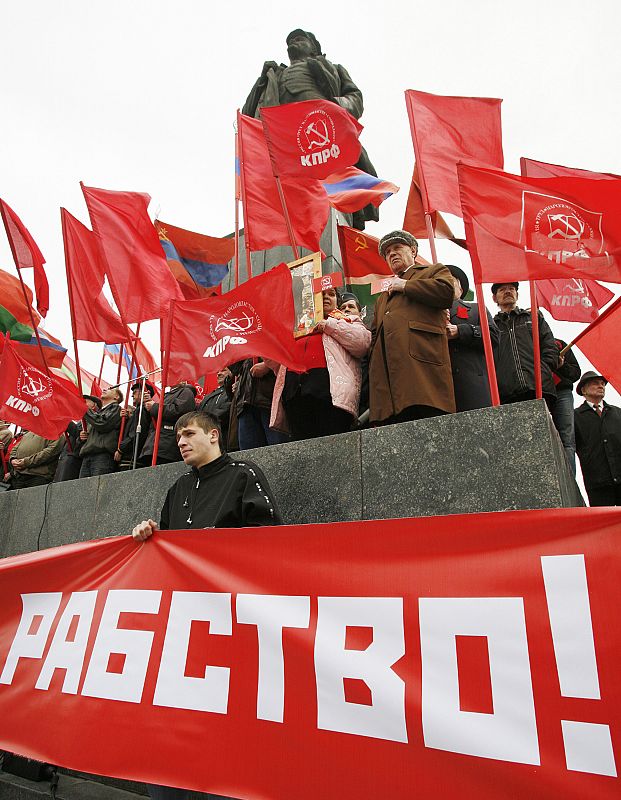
left=369, top=230, right=456, bottom=424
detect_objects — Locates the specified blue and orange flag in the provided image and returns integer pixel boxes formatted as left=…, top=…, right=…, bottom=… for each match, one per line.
left=156, top=220, right=233, bottom=300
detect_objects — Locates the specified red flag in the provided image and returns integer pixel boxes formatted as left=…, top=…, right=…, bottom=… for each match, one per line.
left=402, top=166, right=466, bottom=246
left=0, top=269, right=41, bottom=329
left=61, top=208, right=128, bottom=343
left=260, top=99, right=363, bottom=180
left=166, top=263, right=306, bottom=384
left=0, top=198, right=50, bottom=316
left=458, top=164, right=621, bottom=284
left=521, top=157, right=619, bottom=181
left=338, top=226, right=393, bottom=287
left=0, top=338, right=87, bottom=438
left=570, top=295, right=621, bottom=393
left=405, top=90, right=503, bottom=217
left=536, top=278, right=614, bottom=323
left=133, top=337, right=159, bottom=377
left=81, top=184, right=184, bottom=324
left=238, top=115, right=329, bottom=253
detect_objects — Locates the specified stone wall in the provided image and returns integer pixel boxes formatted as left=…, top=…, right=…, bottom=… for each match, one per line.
left=0, top=400, right=583, bottom=561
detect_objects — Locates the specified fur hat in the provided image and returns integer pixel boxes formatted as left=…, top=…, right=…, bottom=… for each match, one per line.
left=378, top=230, right=418, bottom=259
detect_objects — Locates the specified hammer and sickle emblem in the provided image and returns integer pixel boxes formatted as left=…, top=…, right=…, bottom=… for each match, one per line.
left=354, top=236, right=368, bottom=252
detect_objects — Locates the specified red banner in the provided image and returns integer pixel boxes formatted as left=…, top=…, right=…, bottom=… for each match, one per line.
left=260, top=99, right=363, bottom=180
left=0, top=198, right=50, bottom=317
left=312, top=272, right=343, bottom=293
left=536, top=278, right=614, bottom=323
left=458, top=164, right=621, bottom=284
left=0, top=337, right=87, bottom=438
left=165, top=263, right=306, bottom=383
left=571, top=295, right=621, bottom=393
left=238, top=114, right=329, bottom=254
left=0, top=508, right=619, bottom=799
left=405, top=90, right=503, bottom=217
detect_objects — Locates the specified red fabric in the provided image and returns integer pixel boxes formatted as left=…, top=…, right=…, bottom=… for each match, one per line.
left=337, top=225, right=392, bottom=284
left=457, top=305, right=469, bottom=320
left=458, top=164, right=621, bottom=284
left=238, top=114, right=329, bottom=254
left=521, top=157, right=619, bottom=181
left=0, top=507, right=619, bottom=798
left=61, top=208, right=128, bottom=343
left=0, top=338, right=87, bottom=438
left=536, top=278, right=614, bottom=323
left=12, top=341, right=66, bottom=371
left=0, top=268, right=41, bottom=327
left=405, top=90, right=503, bottom=217
left=402, top=165, right=463, bottom=242
left=571, top=295, right=621, bottom=394
left=260, top=99, right=363, bottom=180
left=293, top=331, right=327, bottom=370
left=81, top=184, right=184, bottom=324
left=0, top=198, right=49, bottom=316
left=166, top=263, right=307, bottom=384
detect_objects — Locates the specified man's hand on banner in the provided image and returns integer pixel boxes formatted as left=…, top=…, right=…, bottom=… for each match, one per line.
left=131, top=519, right=159, bottom=542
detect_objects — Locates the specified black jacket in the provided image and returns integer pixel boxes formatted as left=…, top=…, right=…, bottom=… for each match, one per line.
left=140, top=384, right=197, bottom=464
left=493, top=307, right=558, bottom=402
left=198, top=387, right=232, bottom=445
left=552, top=339, right=581, bottom=392
left=118, top=405, right=152, bottom=461
left=80, top=403, right=121, bottom=456
left=160, top=453, right=282, bottom=529
left=448, top=300, right=499, bottom=412
left=574, top=401, right=621, bottom=490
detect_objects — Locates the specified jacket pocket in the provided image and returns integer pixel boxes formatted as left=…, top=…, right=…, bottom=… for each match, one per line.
left=408, top=321, right=446, bottom=365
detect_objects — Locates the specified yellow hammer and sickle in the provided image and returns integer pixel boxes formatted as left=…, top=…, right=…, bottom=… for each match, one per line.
left=354, top=236, right=368, bottom=252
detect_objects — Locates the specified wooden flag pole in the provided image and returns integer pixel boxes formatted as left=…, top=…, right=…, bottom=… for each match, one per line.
left=529, top=281, right=543, bottom=400
left=0, top=203, right=51, bottom=376
left=405, top=93, right=438, bottom=264
left=237, top=110, right=253, bottom=280
left=151, top=301, right=175, bottom=467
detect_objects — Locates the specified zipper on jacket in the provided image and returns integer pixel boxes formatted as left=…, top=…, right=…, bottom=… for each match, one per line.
left=508, top=314, right=528, bottom=391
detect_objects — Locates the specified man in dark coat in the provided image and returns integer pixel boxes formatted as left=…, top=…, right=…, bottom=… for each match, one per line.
left=242, top=29, right=378, bottom=229
left=445, top=265, right=499, bottom=412
left=492, top=282, right=558, bottom=409
left=369, top=230, right=455, bottom=424
left=54, top=395, right=102, bottom=482
left=551, top=340, right=581, bottom=475
left=79, top=387, right=123, bottom=478
left=574, top=371, right=621, bottom=506
left=198, top=369, right=232, bottom=448
left=115, top=382, right=155, bottom=469
left=139, top=381, right=197, bottom=466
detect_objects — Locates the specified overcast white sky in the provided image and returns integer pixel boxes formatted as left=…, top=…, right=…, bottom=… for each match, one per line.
left=1, top=0, right=620, bottom=399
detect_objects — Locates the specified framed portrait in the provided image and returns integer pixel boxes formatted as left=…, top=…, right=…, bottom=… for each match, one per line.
left=287, top=251, right=323, bottom=338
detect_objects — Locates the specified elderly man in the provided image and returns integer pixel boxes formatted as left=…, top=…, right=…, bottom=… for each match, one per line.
left=574, top=371, right=621, bottom=506
left=369, top=230, right=455, bottom=424
left=492, top=282, right=558, bottom=409
left=242, top=29, right=378, bottom=229
left=446, top=264, right=499, bottom=412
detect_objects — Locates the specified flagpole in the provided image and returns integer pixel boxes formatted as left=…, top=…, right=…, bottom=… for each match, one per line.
left=234, top=117, right=241, bottom=288
left=116, top=324, right=141, bottom=451
left=132, top=373, right=148, bottom=470
left=405, top=94, right=438, bottom=264
left=60, top=209, right=84, bottom=396
left=474, top=282, right=500, bottom=407
left=151, top=300, right=175, bottom=467
left=275, top=177, right=300, bottom=261
left=0, top=203, right=51, bottom=376
left=529, top=281, right=543, bottom=400
left=96, top=344, right=106, bottom=385
left=237, top=110, right=253, bottom=281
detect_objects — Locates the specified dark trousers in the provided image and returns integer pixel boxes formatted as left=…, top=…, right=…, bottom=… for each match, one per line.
left=9, top=473, right=49, bottom=490
left=237, top=406, right=289, bottom=450
left=381, top=405, right=446, bottom=426
left=586, top=484, right=621, bottom=507
left=283, top=395, right=353, bottom=440
left=79, top=452, right=116, bottom=479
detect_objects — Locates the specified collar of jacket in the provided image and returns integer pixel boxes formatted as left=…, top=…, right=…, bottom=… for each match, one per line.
left=497, top=305, right=527, bottom=318
left=191, top=452, right=232, bottom=480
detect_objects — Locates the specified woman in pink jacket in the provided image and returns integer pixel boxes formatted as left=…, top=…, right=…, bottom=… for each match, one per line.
left=269, top=288, right=371, bottom=440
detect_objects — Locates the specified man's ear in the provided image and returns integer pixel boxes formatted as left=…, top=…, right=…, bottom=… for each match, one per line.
left=210, top=428, right=219, bottom=445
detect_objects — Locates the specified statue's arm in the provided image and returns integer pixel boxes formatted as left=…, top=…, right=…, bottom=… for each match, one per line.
left=332, top=63, right=364, bottom=119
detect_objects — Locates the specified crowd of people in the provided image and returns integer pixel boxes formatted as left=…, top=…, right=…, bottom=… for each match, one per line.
left=1, top=229, right=619, bottom=507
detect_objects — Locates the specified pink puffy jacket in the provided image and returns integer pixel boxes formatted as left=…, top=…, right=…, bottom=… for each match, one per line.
left=269, top=316, right=371, bottom=432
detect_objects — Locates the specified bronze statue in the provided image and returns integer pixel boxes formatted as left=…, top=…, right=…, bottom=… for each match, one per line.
left=243, top=29, right=379, bottom=230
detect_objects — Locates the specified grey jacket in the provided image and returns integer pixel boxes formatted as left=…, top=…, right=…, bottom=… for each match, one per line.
left=80, top=402, right=122, bottom=457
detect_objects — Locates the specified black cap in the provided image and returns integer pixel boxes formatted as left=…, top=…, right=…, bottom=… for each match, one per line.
left=131, top=382, right=155, bottom=396
left=576, top=371, right=607, bottom=396
left=286, top=30, right=322, bottom=55
left=446, top=265, right=470, bottom=299
left=491, top=282, right=519, bottom=295
left=83, top=394, right=102, bottom=409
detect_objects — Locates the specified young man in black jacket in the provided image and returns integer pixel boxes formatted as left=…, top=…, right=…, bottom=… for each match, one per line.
left=132, top=410, right=282, bottom=539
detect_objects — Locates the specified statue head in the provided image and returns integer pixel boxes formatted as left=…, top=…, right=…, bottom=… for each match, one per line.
left=286, top=29, right=323, bottom=62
